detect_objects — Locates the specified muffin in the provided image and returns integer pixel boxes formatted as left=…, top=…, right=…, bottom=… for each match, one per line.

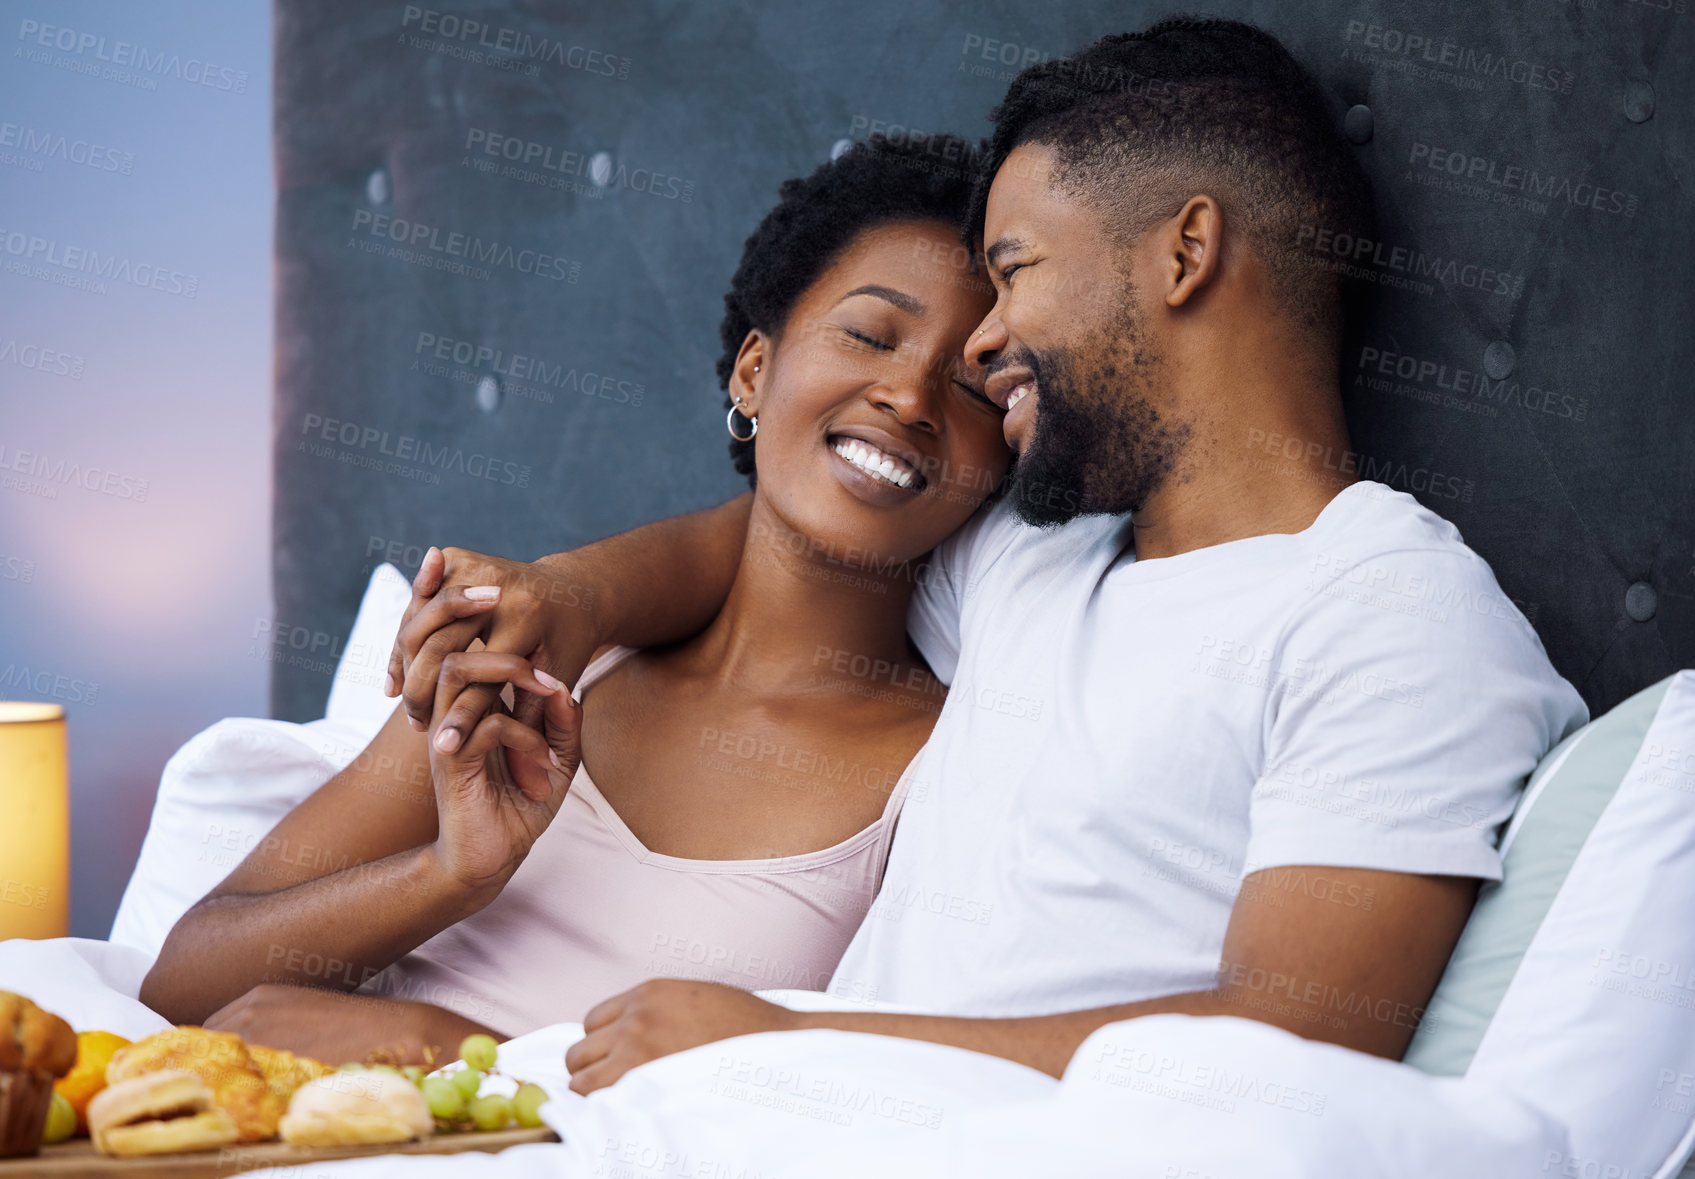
left=0, top=990, right=78, bottom=1157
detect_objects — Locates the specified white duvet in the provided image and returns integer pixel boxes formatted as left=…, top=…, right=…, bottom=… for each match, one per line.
left=0, top=609, right=1593, bottom=1177
left=0, top=934, right=1568, bottom=1178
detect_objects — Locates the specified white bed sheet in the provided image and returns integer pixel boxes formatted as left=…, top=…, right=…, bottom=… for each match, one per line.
left=0, top=936, right=1571, bottom=1178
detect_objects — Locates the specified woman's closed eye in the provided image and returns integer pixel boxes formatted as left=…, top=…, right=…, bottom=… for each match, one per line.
left=843, top=326, right=894, bottom=351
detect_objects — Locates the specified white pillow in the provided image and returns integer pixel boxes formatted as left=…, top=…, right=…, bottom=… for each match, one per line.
left=108, top=564, right=411, bottom=958
left=1406, top=670, right=1695, bottom=1179
left=323, top=561, right=413, bottom=733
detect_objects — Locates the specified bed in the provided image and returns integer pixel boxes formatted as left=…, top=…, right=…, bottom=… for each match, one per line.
left=9, top=0, right=1693, bottom=1173
left=5, top=569, right=1692, bottom=1176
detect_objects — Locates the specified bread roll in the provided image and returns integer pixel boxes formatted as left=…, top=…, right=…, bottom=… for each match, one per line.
left=279, top=1067, right=432, bottom=1147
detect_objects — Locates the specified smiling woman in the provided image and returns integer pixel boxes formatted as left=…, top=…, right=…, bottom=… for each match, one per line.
left=728, top=218, right=1007, bottom=560
left=140, top=132, right=1013, bottom=1058
left=824, top=281, right=1000, bottom=494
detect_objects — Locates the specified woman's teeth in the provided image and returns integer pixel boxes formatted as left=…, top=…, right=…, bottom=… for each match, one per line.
left=832, top=437, right=918, bottom=489
left=1006, top=383, right=1033, bottom=411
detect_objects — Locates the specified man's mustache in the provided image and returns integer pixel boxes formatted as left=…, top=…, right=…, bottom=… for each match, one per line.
left=983, top=346, right=1049, bottom=409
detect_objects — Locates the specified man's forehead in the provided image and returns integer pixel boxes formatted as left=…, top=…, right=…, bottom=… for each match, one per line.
left=983, top=142, right=1089, bottom=244
left=989, top=142, right=1060, bottom=204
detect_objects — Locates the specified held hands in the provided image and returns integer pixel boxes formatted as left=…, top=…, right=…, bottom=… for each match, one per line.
left=563, top=980, right=801, bottom=1095
left=385, top=546, right=601, bottom=746
left=383, top=545, right=602, bottom=896
left=426, top=651, right=583, bottom=900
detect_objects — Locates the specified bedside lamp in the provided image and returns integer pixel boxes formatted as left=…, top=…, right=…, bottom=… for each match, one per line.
left=0, top=702, right=68, bottom=939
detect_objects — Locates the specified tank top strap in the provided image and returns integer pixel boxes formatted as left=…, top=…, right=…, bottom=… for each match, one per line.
left=870, top=741, right=923, bottom=890
left=571, top=644, right=641, bottom=701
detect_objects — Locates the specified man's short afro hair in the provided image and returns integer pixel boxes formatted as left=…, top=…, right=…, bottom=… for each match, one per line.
left=717, top=131, right=982, bottom=486
left=969, top=16, right=1375, bottom=349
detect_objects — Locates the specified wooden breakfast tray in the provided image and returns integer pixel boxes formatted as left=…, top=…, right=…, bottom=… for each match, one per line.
left=0, top=1125, right=557, bottom=1177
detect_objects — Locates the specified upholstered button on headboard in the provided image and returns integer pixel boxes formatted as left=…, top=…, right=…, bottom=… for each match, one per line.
left=271, top=0, right=1693, bottom=722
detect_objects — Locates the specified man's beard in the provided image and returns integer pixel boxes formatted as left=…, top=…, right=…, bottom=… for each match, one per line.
left=999, top=293, right=1189, bottom=528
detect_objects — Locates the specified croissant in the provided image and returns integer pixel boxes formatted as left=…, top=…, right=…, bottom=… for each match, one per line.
left=106, top=1027, right=284, bottom=1143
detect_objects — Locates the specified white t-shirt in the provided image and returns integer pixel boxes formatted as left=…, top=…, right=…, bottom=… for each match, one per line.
left=827, top=481, right=1588, bottom=1017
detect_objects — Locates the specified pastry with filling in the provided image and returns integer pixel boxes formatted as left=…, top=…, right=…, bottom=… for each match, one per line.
left=87, top=1069, right=240, bottom=1157
left=106, top=1027, right=285, bottom=1142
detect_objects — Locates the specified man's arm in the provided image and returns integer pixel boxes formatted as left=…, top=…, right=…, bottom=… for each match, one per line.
left=388, top=493, right=752, bottom=738
left=531, top=492, right=755, bottom=649
left=563, top=865, right=1478, bottom=1091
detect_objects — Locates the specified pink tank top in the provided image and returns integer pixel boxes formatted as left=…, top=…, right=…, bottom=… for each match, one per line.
left=358, top=647, right=916, bottom=1036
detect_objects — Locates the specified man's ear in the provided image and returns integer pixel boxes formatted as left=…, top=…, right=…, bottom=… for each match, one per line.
left=1162, top=195, right=1223, bottom=309
left=729, top=331, right=769, bottom=415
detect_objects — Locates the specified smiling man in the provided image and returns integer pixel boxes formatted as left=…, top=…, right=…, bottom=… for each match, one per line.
left=391, top=18, right=1587, bottom=1089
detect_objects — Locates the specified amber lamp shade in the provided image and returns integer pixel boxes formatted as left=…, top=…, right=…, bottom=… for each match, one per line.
left=0, top=702, right=69, bottom=940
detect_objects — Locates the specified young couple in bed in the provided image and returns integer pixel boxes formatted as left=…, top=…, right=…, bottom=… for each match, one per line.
left=143, top=18, right=1586, bottom=1091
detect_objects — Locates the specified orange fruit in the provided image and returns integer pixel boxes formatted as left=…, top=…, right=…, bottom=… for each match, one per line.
left=53, top=1030, right=131, bottom=1134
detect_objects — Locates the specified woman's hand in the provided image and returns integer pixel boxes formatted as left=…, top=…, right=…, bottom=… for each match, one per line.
left=385, top=546, right=602, bottom=741
left=427, top=655, right=582, bottom=899
left=204, top=983, right=499, bottom=1069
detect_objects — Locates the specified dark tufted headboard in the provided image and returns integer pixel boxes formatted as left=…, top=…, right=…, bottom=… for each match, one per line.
left=271, top=0, right=1693, bottom=723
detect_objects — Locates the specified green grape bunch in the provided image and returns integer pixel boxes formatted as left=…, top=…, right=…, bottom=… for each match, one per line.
left=417, top=1034, right=550, bottom=1133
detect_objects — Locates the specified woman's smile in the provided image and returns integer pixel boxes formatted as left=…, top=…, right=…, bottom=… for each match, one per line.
left=827, top=420, right=929, bottom=497
left=830, top=436, right=920, bottom=490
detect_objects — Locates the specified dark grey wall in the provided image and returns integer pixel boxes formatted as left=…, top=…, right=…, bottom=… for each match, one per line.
left=273, top=0, right=1694, bottom=723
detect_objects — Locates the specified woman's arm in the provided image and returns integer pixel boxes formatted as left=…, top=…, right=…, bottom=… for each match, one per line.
left=141, top=708, right=471, bottom=1023
left=147, top=496, right=753, bottom=1024
left=203, top=983, right=503, bottom=1069
left=142, top=662, right=580, bottom=1025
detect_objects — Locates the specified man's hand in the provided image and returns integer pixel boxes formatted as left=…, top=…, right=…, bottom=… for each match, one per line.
left=386, top=546, right=602, bottom=747
left=564, top=980, right=800, bottom=1095
left=204, top=983, right=499, bottom=1069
